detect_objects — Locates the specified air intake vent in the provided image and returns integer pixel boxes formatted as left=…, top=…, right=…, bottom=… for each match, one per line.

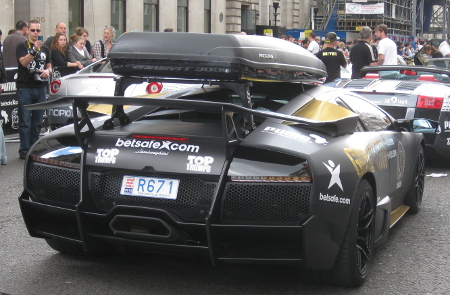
left=343, top=80, right=372, bottom=89
left=396, top=82, right=419, bottom=91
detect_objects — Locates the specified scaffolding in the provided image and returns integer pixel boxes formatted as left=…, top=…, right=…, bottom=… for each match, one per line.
left=311, top=0, right=450, bottom=39
left=422, top=0, right=450, bottom=39
left=335, top=0, right=413, bottom=36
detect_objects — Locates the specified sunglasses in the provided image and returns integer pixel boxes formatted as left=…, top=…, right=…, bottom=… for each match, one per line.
left=30, top=29, right=41, bottom=33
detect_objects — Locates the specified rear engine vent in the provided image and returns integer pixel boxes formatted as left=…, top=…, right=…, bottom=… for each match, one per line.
left=396, top=82, right=420, bottom=91
left=379, top=106, right=407, bottom=119
left=343, top=80, right=373, bottom=89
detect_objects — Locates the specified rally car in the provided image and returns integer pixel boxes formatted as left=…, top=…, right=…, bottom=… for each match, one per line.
left=19, top=32, right=426, bottom=287
left=333, top=65, right=450, bottom=163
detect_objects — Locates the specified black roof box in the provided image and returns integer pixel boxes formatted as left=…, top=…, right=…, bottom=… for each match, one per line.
left=108, top=32, right=327, bottom=83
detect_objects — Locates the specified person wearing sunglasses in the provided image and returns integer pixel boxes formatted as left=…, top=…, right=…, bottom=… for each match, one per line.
left=15, top=19, right=51, bottom=160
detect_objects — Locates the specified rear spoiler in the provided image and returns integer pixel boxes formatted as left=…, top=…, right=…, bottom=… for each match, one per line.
left=26, top=95, right=358, bottom=148
left=361, top=65, right=450, bottom=74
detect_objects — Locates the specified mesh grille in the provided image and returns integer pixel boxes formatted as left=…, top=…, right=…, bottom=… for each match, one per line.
left=89, top=171, right=217, bottom=222
left=379, top=106, right=407, bottom=119
left=221, top=183, right=312, bottom=224
left=28, top=163, right=80, bottom=207
left=414, top=108, right=441, bottom=121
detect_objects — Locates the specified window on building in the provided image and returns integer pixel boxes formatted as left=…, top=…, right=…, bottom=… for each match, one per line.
left=177, top=0, right=188, bottom=32
left=69, top=0, right=83, bottom=33
left=204, top=0, right=211, bottom=33
left=241, top=7, right=256, bottom=35
left=144, top=0, right=158, bottom=32
left=111, top=0, right=126, bottom=38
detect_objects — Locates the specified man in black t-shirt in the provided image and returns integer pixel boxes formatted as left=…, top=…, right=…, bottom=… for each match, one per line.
left=349, top=26, right=378, bottom=79
left=16, top=20, right=51, bottom=159
left=316, top=32, right=347, bottom=83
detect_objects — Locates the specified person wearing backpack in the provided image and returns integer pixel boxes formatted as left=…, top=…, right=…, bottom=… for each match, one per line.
left=92, top=25, right=115, bottom=61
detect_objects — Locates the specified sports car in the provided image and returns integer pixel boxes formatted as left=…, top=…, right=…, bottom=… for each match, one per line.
left=19, top=32, right=426, bottom=287
left=333, top=65, right=450, bottom=163
left=48, top=59, right=194, bottom=129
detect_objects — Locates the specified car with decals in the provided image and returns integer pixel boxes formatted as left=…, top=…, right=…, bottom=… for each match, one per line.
left=48, top=59, right=193, bottom=129
left=333, top=65, right=450, bottom=163
left=19, top=32, right=426, bottom=287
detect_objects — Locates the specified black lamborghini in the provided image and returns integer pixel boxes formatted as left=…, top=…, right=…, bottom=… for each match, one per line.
left=19, top=32, right=426, bottom=287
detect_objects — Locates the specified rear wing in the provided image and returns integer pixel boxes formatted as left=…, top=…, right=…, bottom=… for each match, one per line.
left=26, top=94, right=359, bottom=149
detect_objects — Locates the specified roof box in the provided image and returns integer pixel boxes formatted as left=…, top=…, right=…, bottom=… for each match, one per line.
left=108, top=32, right=327, bottom=83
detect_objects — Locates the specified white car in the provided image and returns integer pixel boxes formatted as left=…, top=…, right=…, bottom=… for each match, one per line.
left=48, top=59, right=193, bottom=129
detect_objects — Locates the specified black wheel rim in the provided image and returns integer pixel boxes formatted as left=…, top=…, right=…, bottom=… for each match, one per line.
left=415, top=151, right=425, bottom=206
left=357, top=189, right=375, bottom=275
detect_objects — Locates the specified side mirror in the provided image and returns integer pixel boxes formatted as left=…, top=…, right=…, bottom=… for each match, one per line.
left=388, top=118, right=438, bottom=133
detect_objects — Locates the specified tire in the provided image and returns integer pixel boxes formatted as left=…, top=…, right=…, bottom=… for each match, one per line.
left=404, top=146, right=425, bottom=214
left=45, top=238, right=92, bottom=256
left=331, top=179, right=375, bottom=287
left=302, top=179, right=375, bottom=287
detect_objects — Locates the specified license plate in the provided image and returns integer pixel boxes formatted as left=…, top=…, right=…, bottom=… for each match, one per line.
left=120, top=175, right=180, bottom=199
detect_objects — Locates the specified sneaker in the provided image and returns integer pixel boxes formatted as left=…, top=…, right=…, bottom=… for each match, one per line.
left=19, top=151, right=28, bottom=160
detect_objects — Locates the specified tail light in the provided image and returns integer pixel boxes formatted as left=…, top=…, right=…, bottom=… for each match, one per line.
left=50, top=80, right=61, bottom=94
left=416, top=95, right=444, bottom=109
left=146, top=82, right=163, bottom=94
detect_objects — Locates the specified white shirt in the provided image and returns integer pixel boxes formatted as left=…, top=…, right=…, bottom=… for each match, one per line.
left=439, top=41, right=450, bottom=57
left=75, top=46, right=86, bottom=56
left=377, top=37, right=397, bottom=65
left=307, top=40, right=320, bottom=55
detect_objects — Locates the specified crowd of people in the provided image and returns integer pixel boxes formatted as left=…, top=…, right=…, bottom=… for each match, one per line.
left=280, top=24, right=449, bottom=82
left=0, top=20, right=116, bottom=163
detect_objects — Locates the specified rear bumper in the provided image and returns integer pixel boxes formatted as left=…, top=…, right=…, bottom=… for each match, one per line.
left=19, top=190, right=340, bottom=269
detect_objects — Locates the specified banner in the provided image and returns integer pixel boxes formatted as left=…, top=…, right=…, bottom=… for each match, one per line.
left=0, top=68, right=19, bottom=135
left=345, top=3, right=384, bottom=14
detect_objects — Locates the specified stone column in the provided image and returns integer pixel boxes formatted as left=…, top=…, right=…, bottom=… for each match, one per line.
left=0, top=0, right=15, bottom=35
left=126, top=0, right=143, bottom=32
left=159, top=0, right=177, bottom=32
left=84, top=0, right=111, bottom=42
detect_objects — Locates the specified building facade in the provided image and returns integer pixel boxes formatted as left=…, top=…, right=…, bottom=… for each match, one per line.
left=0, top=0, right=308, bottom=42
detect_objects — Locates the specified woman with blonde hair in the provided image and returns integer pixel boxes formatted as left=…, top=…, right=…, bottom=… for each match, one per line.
left=338, top=41, right=350, bottom=60
left=92, top=25, right=115, bottom=60
left=50, top=32, right=83, bottom=68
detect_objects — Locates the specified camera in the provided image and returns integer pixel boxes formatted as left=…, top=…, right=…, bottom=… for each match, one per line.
left=29, top=68, right=42, bottom=82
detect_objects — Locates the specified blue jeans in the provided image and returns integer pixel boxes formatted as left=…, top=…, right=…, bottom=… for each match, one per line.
left=0, top=124, right=6, bottom=164
left=17, top=87, right=47, bottom=152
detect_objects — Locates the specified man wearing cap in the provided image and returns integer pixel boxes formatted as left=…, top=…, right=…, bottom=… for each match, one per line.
left=438, top=36, right=450, bottom=57
left=315, top=32, right=347, bottom=83
left=350, top=26, right=378, bottom=79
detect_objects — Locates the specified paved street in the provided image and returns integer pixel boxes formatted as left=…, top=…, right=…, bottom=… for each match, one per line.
left=1, top=138, right=449, bottom=295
